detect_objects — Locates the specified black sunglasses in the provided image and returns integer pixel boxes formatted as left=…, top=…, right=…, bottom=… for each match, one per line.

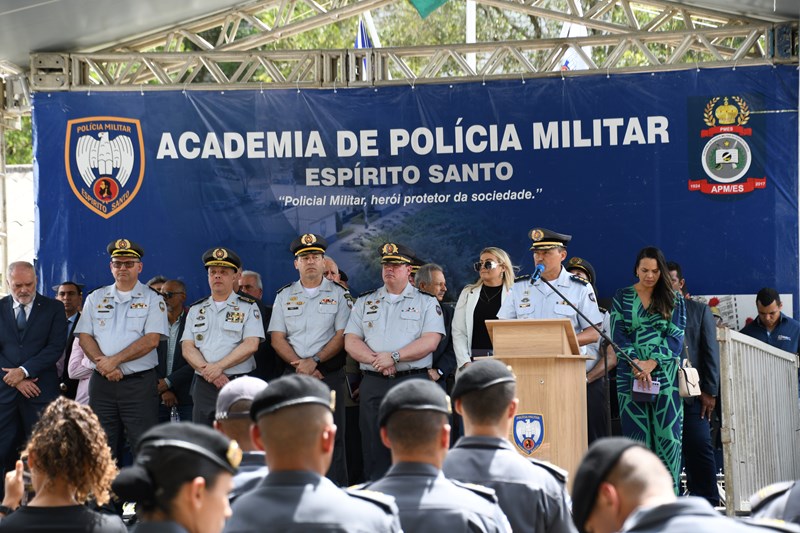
left=161, top=291, right=185, bottom=299
left=473, top=260, right=499, bottom=272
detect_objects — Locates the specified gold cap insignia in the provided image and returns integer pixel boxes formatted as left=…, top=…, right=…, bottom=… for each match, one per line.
left=302, top=233, right=317, bottom=245
left=330, top=390, right=337, bottom=412
left=382, top=243, right=398, bottom=255
left=213, top=248, right=228, bottom=260
left=531, top=229, right=544, bottom=241
left=445, top=394, right=453, bottom=415
left=115, top=239, right=130, bottom=250
left=226, top=440, right=243, bottom=469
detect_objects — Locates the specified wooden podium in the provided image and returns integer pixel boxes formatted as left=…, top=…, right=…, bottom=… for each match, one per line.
left=485, top=318, right=587, bottom=477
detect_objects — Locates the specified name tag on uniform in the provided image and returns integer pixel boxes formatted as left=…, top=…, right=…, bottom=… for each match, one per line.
left=519, top=297, right=531, bottom=309
left=226, top=311, right=245, bottom=323
left=130, top=303, right=148, bottom=309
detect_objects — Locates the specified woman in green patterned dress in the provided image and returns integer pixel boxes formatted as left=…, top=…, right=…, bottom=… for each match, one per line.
left=610, top=246, right=686, bottom=493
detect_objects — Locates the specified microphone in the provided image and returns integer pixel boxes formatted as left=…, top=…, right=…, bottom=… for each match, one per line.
left=531, top=263, right=545, bottom=282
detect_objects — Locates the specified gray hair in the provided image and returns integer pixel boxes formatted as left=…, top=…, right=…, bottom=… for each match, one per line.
left=8, top=261, right=34, bottom=276
left=415, top=263, right=444, bottom=288
left=240, top=270, right=263, bottom=290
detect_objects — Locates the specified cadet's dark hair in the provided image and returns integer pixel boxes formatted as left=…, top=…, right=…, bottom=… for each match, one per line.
left=665, top=261, right=682, bottom=281
left=385, top=410, right=448, bottom=451
left=756, top=287, right=781, bottom=307
left=459, top=382, right=516, bottom=425
left=633, top=247, right=676, bottom=320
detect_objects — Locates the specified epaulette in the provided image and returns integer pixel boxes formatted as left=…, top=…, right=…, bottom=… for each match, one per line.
left=345, top=486, right=398, bottom=514
left=237, top=294, right=256, bottom=304
left=599, top=306, right=608, bottom=314
left=570, top=274, right=589, bottom=286
left=146, top=285, right=161, bottom=294
left=332, top=280, right=349, bottom=292
left=275, top=282, right=292, bottom=294
left=515, top=274, right=531, bottom=282
left=747, top=518, right=800, bottom=532
left=360, top=288, right=379, bottom=298
left=529, top=457, right=568, bottom=485
left=84, top=286, right=105, bottom=298
left=188, top=296, right=208, bottom=308
left=418, top=289, right=437, bottom=298
left=450, top=479, right=499, bottom=503
left=751, top=481, right=795, bottom=513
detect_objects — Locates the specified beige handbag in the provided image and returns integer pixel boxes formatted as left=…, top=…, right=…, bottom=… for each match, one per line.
left=678, top=358, right=702, bottom=398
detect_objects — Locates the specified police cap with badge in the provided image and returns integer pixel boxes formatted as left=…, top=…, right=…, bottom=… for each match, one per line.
left=451, top=359, right=516, bottom=401
left=379, top=242, right=416, bottom=265
left=528, top=228, right=571, bottom=250
left=566, top=257, right=596, bottom=287
left=250, top=374, right=335, bottom=421
left=202, top=247, right=241, bottom=271
left=378, top=378, right=451, bottom=427
left=107, top=238, right=145, bottom=259
left=291, top=233, right=328, bottom=256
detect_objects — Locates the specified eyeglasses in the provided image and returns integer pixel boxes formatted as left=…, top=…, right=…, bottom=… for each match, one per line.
left=160, top=291, right=185, bottom=299
left=474, top=260, right=499, bottom=272
left=111, top=261, right=139, bottom=269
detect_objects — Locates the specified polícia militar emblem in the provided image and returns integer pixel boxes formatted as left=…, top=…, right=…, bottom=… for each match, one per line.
left=65, top=116, right=145, bottom=218
left=513, top=414, right=544, bottom=455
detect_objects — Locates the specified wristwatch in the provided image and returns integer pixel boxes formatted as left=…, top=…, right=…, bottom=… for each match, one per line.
left=0, top=504, right=15, bottom=516
left=391, top=351, right=401, bottom=364
left=312, top=355, right=322, bottom=364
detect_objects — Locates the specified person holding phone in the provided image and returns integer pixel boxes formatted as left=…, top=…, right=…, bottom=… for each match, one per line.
left=609, top=246, right=686, bottom=494
left=0, top=397, right=125, bottom=532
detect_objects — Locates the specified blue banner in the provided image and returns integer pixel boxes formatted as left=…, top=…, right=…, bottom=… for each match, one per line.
left=33, top=66, right=798, bottom=308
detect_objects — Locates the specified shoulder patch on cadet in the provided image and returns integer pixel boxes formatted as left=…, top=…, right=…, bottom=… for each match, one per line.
left=570, top=274, right=589, bottom=286
left=275, top=282, right=293, bottom=294
left=188, top=297, right=208, bottom=308
left=515, top=274, right=531, bottom=282
left=529, top=458, right=568, bottom=485
left=237, top=294, right=256, bottom=304
left=360, top=288, right=379, bottom=298
left=450, top=479, right=499, bottom=503
left=345, top=487, right=398, bottom=514
left=751, top=481, right=795, bottom=512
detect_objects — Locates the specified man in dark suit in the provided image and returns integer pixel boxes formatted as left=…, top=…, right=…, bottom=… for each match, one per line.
left=0, top=261, right=67, bottom=485
left=239, top=269, right=286, bottom=381
left=53, top=281, right=83, bottom=399
left=156, top=279, right=194, bottom=422
left=669, top=261, right=720, bottom=506
left=414, top=264, right=456, bottom=391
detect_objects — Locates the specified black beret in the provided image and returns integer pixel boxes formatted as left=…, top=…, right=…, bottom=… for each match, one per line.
left=378, top=379, right=451, bottom=427
left=250, top=374, right=335, bottom=421
left=528, top=228, right=572, bottom=250
left=451, top=359, right=516, bottom=400
left=290, top=233, right=328, bottom=256
left=135, top=422, right=241, bottom=474
left=571, top=437, right=644, bottom=533
left=566, top=257, right=596, bottom=286
left=107, top=238, right=144, bottom=259
left=202, top=247, right=241, bottom=271
left=379, top=242, right=416, bottom=264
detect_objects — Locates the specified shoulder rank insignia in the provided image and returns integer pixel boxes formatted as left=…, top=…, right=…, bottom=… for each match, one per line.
left=237, top=294, right=256, bottom=304
left=450, top=480, right=498, bottom=503
left=333, top=280, right=349, bottom=292
left=750, top=481, right=796, bottom=512
left=570, top=274, right=589, bottom=286
left=360, top=287, right=379, bottom=298
left=345, top=487, right=398, bottom=514
left=276, top=282, right=293, bottom=294
left=146, top=285, right=161, bottom=295
left=188, top=296, right=209, bottom=309
left=529, top=457, right=568, bottom=485
left=84, top=286, right=104, bottom=298
left=515, top=274, right=532, bottom=283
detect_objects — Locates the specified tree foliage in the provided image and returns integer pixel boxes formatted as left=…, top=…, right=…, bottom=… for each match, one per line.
left=4, top=116, right=32, bottom=165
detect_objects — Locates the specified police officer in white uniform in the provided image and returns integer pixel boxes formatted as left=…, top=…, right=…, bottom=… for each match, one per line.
left=498, top=228, right=603, bottom=350
left=344, top=242, right=445, bottom=480
left=269, top=233, right=352, bottom=485
left=76, top=239, right=168, bottom=458
left=181, top=247, right=265, bottom=425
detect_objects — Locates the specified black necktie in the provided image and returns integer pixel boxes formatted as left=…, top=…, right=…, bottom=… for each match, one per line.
left=16, top=305, right=27, bottom=331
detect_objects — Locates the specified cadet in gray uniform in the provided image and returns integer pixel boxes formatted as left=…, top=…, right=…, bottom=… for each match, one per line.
left=344, top=242, right=445, bottom=480
left=751, top=481, right=800, bottom=526
left=76, top=239, right=168, bottom=458
left=571, top=437, right=793, bottom=533
left=443, top=359, right=577, bottom=533
left=223, top=374, right=402, bottom=533
left=181, top=248, right=264, bottom=425
left=361, top=379, right=512, bottom=532
left=268, top=233, right=352, bottom=485
left=498, top=228, right=603, bottom=351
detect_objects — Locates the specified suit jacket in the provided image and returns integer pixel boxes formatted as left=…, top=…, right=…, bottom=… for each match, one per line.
left=60, top=311, right=81, bottom=399
left=0, top=294, right=67, bottom=404
left=452, top=284, right=512, bottom=368
left=683, top=298, right=720, bottom=397
left=245, top=293, right=287, bottom=381
left=431, top=303, right=457, bottom=381
left=156, top=311, right=193, bottom=405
